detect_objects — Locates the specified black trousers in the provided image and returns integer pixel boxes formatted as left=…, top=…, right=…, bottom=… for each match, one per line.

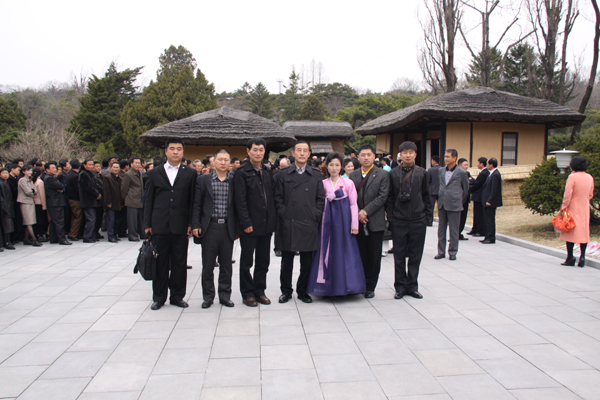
left=391, top=218, right=427, bottom=293
left=34, top=204, right=48, bottom=237
left=356, top=228, right=384, bottom=292
left=82, top=207, right=96, bottom=241
left=106, top=210, right=118, bottom=240
left=64, top=198, right=71, bottom=237
left=280, top=250, right=312, bottom=296
left=127, top=207, right=145, bottom=240
left=152, top=233, right=188, bottom=303
left=47, top=206, right=66, bottom=243
left=95, top=207, right=103, bottom=238
left=459, top=200, right=469, bottom=236
left=11, top=203, right=24, bottom=242
left=472, top=201, right=485, bottom=235
left=239, top=234, right=272, bottom=299
left=201, top=222, right=233, bottom=302
left=118, top=207, right=128, bottom=237
left=483, top=206, right=497, bottom=242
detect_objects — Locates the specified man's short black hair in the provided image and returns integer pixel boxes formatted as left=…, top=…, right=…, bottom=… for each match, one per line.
left=119, top=159, right=129, bottom=169
left=83, top=159, right=94, bottom=166
left=58, top=159, right=68, bottom=168
left=293, top=140, right=311, bottom=152
left=12, top=158, right=24, bottom=164
left=45, top=161, right=57, bottom=170
left=398, top=141, right=417, bottom=152
left=101, top=158, right=109, bottom=168
left=7, top=163, right=19, bottom=172
left=165, top=137, right=185, bottom=149
left=0, top=168, right=9, bottom=174
left=357, top=144, right=375, bottom=155
left=570, top=156, right=588, bottom=172
left=110, top=161, right=120, bottom=168
left=70, top=159, right=81, bottom=169
left=247, top=138, right=267, bottom=150
left=288, top=155, right=295, bottom=164
left=488, top=157, right=498, bottom=168
left=214, top=149, right=231, bottom=158
left=94, top=161, right=101, bottom=166
left=154, top=157, right=166, bottom=168
left=445, top=149, right=458, bottom=158
left=432, top=155, right=440, bottom=163
left=231, top=157, right=240, bottom=163
left=458, top=158, right=468, bottom=165
left=478, top=157, right=488, bottom=165
left=130, top=157, right=141, bottom=165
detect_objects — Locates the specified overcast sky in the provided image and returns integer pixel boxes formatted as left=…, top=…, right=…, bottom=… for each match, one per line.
left=1, top=0, right=596, bottom=95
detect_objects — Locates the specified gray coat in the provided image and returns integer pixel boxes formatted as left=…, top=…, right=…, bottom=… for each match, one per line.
left=438, top=166, right=469, bottom=212
left=349, top=167, right=390, bottom=232
left=121, top=168, right=144, bottom=209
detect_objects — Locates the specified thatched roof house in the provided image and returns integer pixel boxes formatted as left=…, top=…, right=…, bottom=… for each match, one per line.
left=140, top=107, right=296, bottom=160
left=356, top=87, right=586, bottom=168
left=283, top=121, right=354, bottom=155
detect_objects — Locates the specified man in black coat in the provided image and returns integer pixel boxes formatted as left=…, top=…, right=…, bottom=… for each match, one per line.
left=192, top=149, right=237, bottom=309
left=457, top=158, right=471, bottom=240
left=66, top=160, right=82, bottom=241
left=428, top=155, right=442, bottom=210
left=79, top=159, right=101, bottom=243
left=386, top=142, right=433, bottom=300
left=7, top=163, right=23, bottom=243
left=44, top=162, right=71, bottom=245
left=467, top=157, right=489, bottom=237
left=274, top=141, right=325, bottom=304
left=481, top=157, right=502, bottom=244
left=144, top=138, right=197, bottom=310
left=234, top=138, right=277, bottom=307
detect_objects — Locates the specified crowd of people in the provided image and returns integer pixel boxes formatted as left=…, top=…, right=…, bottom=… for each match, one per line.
left=6, top=137, right=589, bottom=309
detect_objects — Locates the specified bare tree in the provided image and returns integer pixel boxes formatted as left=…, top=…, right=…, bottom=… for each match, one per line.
left=460, top=0, right=534, bottom=87
left=418, top=0, right=462, bottom=93
left=389, top=77, right=423, bottom=94
left=69, top=70, right=89, bottom=97
left=570, top=0, right=600, bottom=143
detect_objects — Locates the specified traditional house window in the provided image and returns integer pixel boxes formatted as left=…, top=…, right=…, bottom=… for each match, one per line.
left=502, top=132, right=518, bottom=166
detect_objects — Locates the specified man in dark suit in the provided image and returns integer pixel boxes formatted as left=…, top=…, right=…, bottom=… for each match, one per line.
left=349, top=144, right=390, bottom=298
left=44, top=162, right=71, bottom=245
left=121, top=157, right=145, bottom=242
left=435, top=149, right=469, bottom=261
left=481, top=157, right=502, bottom=244
left=66, top=159, right=82, bottom=241
left=274, top=141, right=325, bottom=304
left=457, top=158, right=471, bottom=240
left=79, top=159, right=101, bottom=243
left=144, top=138, right=197, bottom=310
left=192, top=149, right=237, bottom=309
left=234, top=138, right=277, bottom=307
left=428, top=155, right=442, bottom=209
left=467, top=157, right=489, bottom=237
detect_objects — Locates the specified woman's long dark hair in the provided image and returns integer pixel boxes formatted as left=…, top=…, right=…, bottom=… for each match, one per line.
left=324, top=153, right=345, bottom=178
left=31, top=166, right=42, bottom=183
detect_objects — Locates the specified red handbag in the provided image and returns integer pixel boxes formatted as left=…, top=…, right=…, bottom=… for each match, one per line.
left=552, top=208, right=576, bottom=232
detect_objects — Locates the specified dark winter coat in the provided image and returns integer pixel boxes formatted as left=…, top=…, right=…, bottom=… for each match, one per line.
left=1, top=180, right=14, bottom=218
left=103, top=173, right=122, bottom=211
left=274, top=165, right=325, bottom=252
left=385, top=165, right=433, bottom=224
left=66, top=169, right=80, bottom=201
left=44, top=175, right=66, bottom=208
left=78, top=169, right=100, bottom=208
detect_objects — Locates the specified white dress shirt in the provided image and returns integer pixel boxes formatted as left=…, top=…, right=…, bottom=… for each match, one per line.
left=164, top=162, right=180, bottom=186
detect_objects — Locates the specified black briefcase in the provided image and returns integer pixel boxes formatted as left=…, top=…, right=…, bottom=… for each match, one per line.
left=133, top=237, right=159, bottom=281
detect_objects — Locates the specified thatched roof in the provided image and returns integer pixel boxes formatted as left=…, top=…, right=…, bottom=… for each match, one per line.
left=283, top=121, right=355, bottom=139
left=140, top=107, right=296, bottom=150
left=309, top=140, right=334, bottom=154
left=356, top=87, right=586, bottom=135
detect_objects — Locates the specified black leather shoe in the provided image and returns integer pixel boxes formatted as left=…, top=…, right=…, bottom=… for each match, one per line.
left=279, top=294, right=292, bottom=303
left=449, top=255, right=456, bottom=260
left=578, top=257, right=585, bottom=268
left=83, top=239, right=96, bottom=243
left=59, top=240, right=72, bottom=245
left=298, top=294, right=312, bottom=303
left=275, top=250, right=282, bottom=257
left=472, top=233, right=484, bottom=237
left=108, top=239, right=118, bottom=243
left=33, top=241, right=43, bottom=247
left=4, top=243, right=15, bottom=250
left=128, top=238, right=140, bottom=242
left=466, top=231, right=476, bottom=235
left=480, top=240, right=495, bottom=244
left=68, top=236, right=79, bottom=241
left=434, top=254, right=445, bottom=260
left=243, top=297, right=258, bottom=307
left=186, top=265, right=193, bottom=269
left=394, top=292, right=404, bottom=299
left=364, top=291, right=375, bottom=299
left=257, top=295, right=271, bottom=305
left=170, top=300, right=189, bottom=308
left=459, top=236, right=468, bottom=241
left=561, top=257, right=577, bottom=266
left=220, top=299, right=234, bottom=307
left=38, top=237, right=49, bottom=243
left=201, top=300, right=213, bottom=309
left=407, top=291, right=423, bottom=299
left=150, top=301, right=164, bottom=310
left=96, top=235, right=105, bottom=240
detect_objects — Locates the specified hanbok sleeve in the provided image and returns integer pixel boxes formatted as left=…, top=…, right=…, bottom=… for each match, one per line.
left=346, top=178, right=359, bottom=231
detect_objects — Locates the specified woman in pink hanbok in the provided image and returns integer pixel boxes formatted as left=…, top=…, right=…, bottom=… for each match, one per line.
left=307, top=153, right=366, bottom=296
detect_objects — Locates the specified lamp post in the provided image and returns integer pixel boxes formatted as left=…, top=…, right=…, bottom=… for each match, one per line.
left=551, top=149, right=579, bottom=174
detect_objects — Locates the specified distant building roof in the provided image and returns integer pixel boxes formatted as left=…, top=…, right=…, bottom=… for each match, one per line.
left=356, top=87, right=586, bottom=135
left=309, top=140, right=334, bottom=154
left=140, top=107, right=296, bottom=151
left=283, top=120, right=355, bottom=139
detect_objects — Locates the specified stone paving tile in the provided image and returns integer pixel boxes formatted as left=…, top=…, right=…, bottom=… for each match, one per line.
left=0, top=228, right=599, bottom=399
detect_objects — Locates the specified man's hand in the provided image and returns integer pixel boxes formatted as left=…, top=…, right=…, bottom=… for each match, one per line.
left=96, top=194, right=101, bottom=200
left=358, top=210, right=368, bottom=224
left=486, top=202, right=491, bottom=207
left=106, top=204, right=111, bottom=209
left=244, top=226, right=253, bottom=234
left=192, top=228, right=201, bottom=237
left=187, top=226, right=192, bottom=238
left=145, top=227, right=152, bottom=235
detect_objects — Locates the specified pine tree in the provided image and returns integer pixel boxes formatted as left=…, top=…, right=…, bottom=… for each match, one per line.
left=0, top=96, right=27, bottom=145
left=244, top=83, right=274, bottom=119
left=278, top=69, right=306, bottom=122
left=121, top=45, right=218, bottom=156
left=300, top=95, right=326, bottom=120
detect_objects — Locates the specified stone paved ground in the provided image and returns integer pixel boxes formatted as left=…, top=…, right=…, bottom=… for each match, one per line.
left=1, top=226, right=600, bottom=400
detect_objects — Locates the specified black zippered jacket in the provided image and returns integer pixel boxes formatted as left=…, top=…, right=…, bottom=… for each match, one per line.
left=385, top=165, right=433, bottom=225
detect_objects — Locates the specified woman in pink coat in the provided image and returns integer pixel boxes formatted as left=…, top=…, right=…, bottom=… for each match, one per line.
left=560, top=156, right=595, bottom=267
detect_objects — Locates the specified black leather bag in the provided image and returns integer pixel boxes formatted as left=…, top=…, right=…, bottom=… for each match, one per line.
left=133, top=238, right=158, bottom=280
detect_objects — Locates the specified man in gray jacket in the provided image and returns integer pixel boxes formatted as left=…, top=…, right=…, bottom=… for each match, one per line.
left=349, top=144, right=390, bottom=298
left=121, top=157, right=145, bottom=242
left=435, top=149, right=469, bottom=261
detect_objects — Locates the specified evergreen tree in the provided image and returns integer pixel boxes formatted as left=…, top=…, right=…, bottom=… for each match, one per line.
left=299, top=95, right=326, bottom=120
left=465, top=48, right=503, bottom=88
left=68, top=62, right=142, bottom=157
left=244, top=82, right=274, bottom=119
left=121, top=45, right=218, bottom=156
left=501, top=44, right=543, bottom=98
left=0, top=96, right=27, bottom=145
left=278, top=69, right=306, bottom=122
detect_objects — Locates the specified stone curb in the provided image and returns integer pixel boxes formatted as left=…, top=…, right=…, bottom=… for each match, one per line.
left=432, top=218, right=600, bottom=270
